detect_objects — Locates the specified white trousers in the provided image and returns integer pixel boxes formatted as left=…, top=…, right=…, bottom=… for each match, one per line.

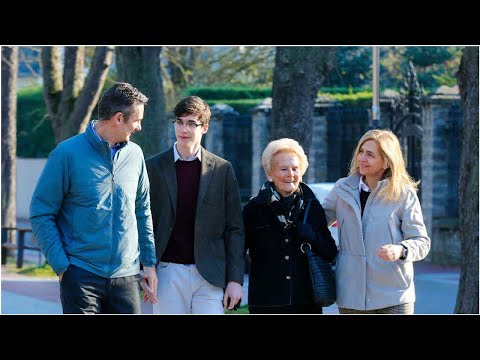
left=153, top=262, right=224, bottom=314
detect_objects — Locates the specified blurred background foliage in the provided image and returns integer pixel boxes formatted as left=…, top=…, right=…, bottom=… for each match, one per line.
left=16, top=46, right=462, bottom=158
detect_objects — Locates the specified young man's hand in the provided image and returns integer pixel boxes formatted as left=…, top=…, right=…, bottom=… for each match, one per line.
left=223, top=281, right=242, bottom=310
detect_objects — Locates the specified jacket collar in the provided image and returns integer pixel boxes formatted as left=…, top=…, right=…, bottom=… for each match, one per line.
left=159, top=147, right=177, bottom=214
left=300, top=182, right=317, bottom=202
left=342, top=172, right=389, bottom=193
left=196, top=147, right=215, bottom=208
left=85, top=120, right=128, bottom=154
left=159, top=146, right=215, bottom=216
left=344, top=172, right=361, bottom=191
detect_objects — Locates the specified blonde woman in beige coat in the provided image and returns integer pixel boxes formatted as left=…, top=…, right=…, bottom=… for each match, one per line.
left=322, top=129, right=430, bottom=314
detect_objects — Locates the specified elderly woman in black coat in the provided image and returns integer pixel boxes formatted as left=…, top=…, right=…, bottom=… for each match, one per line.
left=243, top=138, right=337, bottom=314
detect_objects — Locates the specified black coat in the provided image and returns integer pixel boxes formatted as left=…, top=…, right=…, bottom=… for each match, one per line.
left=243, top=182, right=337, bottom=310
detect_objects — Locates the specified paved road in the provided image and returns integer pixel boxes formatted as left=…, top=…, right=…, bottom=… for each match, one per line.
left=1, top=262, right=460, bottom=315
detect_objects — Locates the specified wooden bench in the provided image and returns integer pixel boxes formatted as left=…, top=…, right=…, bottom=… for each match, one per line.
left=1, top=226, right=42, bottom=268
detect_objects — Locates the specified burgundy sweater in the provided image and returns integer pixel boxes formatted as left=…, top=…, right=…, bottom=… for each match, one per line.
left=161, top=159, right=201, bottom=264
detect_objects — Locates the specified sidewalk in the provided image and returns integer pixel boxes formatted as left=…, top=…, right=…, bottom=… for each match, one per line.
left=1, top=261, right=460, bottom=315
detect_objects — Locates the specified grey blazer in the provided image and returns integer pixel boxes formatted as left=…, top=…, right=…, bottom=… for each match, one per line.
left=145, top=146, right=245, bottom=288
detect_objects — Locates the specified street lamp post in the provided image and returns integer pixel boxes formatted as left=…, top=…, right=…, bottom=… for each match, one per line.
left=372, top=46, right=380, bottom=128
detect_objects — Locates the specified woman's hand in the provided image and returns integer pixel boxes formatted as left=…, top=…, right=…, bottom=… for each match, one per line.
left=376, top=244, right=404, bottom=262
left=295, top=223, right=316, bottom=244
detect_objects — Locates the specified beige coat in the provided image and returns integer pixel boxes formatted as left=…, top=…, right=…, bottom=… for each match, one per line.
left=322, top=173, right=430, bottom=311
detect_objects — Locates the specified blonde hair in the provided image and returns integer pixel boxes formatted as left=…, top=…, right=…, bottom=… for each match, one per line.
left=349, top=129, right=419, bottom=201
left=262, top=138, right=309, bottom=177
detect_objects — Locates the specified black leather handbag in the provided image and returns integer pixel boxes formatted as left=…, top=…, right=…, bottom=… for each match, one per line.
left=301, top=201, right=336, bottom=308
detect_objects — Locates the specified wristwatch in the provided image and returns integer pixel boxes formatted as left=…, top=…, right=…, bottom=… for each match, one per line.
left=399, top=244, right=408, bottom=260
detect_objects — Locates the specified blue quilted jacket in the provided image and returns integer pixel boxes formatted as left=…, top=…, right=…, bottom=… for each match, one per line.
left=30, top=122, right=156, bottom=278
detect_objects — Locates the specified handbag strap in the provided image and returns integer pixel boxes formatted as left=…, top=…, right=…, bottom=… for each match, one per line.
left=300, top=200, right=312, bottom=254
left=303, top=200, right=311, bottom=224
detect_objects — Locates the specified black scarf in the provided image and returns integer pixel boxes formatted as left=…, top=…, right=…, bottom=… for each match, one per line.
left=261, top=180, right=304, bottom=229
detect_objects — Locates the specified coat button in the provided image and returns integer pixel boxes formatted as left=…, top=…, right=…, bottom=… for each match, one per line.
left=286, top=276, right=291, bottom=280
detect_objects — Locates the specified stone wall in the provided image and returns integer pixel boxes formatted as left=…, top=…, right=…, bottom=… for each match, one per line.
left=420, top=98, right=434, bottom=247
left=429, top=219, right=461, bottom=265
left=249, top=89, right=462, bottom=264
left=420, top=86, right=461, bottom=263
left=204, top=104, right=228, bottom=157
left=208, top=104, right=253, bottom=201
left=308, top=100, right=332, bottom=182
left=251, top=99, right=271, bottom=195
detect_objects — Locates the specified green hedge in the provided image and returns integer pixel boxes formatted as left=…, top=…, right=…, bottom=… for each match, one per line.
left=16, top=79, right=116, bottom=158
left=184, top=86, right=271, bottom=100
left=184, top=86, right=370, bottom=100
left=319, top=86, right=371, bottom=94
left=207, top=99, right=265, bottom=114
left=16, top=86, right=377, bottom=158
left=327, top=91, right=373, bottom=107
left=17, top=86, right=55, bottom=158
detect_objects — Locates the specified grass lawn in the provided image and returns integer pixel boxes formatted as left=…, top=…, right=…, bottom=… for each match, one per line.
left=18, top=262, right=56, bottom=277
left=3, top=257, right=56, bottom=277
left=225, top=305, right=249, bottom=314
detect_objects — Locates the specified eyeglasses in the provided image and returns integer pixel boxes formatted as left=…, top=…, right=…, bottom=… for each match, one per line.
left=172, top=119, right=204, bottom=130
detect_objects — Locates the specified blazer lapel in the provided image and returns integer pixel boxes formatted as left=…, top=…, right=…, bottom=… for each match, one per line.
left=197, top=148, right=215, bottom=210
left=159, top=148, right=177, bottom=216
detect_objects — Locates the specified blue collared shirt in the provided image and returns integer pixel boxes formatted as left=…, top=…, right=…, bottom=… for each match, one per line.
left=91, top=121, right=123, bottom=160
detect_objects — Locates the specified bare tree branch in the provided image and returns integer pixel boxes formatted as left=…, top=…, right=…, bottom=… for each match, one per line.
left=41, top=46, right=113, bottom=143
left=70, top=46, right=114, bottom=134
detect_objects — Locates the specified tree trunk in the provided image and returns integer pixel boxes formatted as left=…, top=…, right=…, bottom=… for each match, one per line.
left=164, top=46, right=193, bottom=110
left=455, top=46, right=479, bottom=314
left=41, top=46, right=114, bottom=143
left=270, top=47, right=336, bottom=176
left=1, top=46, right=18, bottom=230
left=116, top=47, right=166, bottom=158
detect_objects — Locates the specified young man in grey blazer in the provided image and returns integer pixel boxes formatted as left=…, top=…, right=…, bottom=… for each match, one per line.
left=145, top=96, right=244, bottom=314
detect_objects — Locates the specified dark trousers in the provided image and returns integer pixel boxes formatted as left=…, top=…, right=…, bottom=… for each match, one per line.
left=60, top=264, right=142, bottom=314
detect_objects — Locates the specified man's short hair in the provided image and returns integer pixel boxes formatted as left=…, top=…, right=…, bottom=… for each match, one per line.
left=98, top=82, right=148, bottom=120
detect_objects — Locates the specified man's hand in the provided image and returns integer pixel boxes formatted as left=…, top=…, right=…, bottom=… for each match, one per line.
left=223, top=281, right=242, bottom=310
left=58, top=265, right=69, bottom=281
left=140, top=266, right=158, bottom=304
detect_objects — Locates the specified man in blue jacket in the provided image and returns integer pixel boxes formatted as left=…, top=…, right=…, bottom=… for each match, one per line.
left=30, top=82, right=157, bottom=314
